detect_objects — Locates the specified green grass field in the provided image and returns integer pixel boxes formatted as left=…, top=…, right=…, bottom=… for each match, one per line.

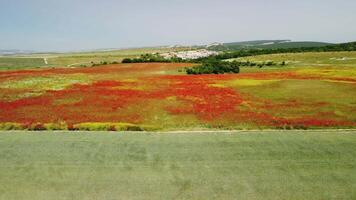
left=0, top=130, right=355, bottom=200
left=228, top=51, right=356, bottom=67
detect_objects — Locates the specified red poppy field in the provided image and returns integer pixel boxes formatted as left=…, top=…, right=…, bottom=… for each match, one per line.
left=0, top=62, right=355, bottom=130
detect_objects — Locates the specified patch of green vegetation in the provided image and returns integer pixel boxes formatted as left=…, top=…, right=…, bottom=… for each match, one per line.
left=53, top=97, right=83, bottom=106
left=43, top=122, right=68, bottom=130
left=0, top=75, right=90, bottom=90
left=0, top=57, right=46, bottom=70
left=238, top=79, right=355, bottom=103
left=234, top=79, right=356, bottom=120
left=0, top=75, right=91, bottom=101
left=296, top=67, right=356, bottom=78
left=118, top=99, right=204, bottom=130
left=219, top=79, right=281, bottom=87
left=0, top=131, right=355, bottom=199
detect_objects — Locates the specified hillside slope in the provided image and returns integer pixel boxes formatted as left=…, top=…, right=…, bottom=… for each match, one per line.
left=208, top=40, right=332, bottom=51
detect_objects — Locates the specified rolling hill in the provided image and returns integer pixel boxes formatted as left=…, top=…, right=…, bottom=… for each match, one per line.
left=207, top=40, right=333, bottom=51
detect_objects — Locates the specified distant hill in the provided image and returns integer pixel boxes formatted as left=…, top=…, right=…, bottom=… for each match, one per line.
left=322, top=41, right=356, bottom=51
left=224, top=40, right=290, bottom=47
left=0, top=49, right=38, bottom=56
left=207, top=40, right=333, bottom=51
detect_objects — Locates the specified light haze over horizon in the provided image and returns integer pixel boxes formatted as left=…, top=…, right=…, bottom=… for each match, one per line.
left=1, top=0, right=356, bottom=52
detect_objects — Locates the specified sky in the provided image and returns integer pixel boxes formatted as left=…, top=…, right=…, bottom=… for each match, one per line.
left=1, top=0, right=356, bottom=52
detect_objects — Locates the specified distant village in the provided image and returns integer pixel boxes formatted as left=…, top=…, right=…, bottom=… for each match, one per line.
left=160, top=49, right=219, bottom=60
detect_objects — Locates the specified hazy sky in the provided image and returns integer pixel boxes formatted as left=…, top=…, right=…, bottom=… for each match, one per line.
left=1, top=0, right=356, bottom=51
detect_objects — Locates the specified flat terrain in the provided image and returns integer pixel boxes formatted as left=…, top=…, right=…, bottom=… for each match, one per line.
left=0, top=130, right=355, bottom=200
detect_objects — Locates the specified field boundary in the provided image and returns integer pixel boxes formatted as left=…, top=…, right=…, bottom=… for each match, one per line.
left=1, top=129, right=356, bottom=134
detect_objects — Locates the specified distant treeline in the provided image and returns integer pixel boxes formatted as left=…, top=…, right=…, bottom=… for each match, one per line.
left=122, top=54, right=186, bottom=63
left=206, top=42, right=356, bottom=60
left=122, top=42, right=356, bottom=64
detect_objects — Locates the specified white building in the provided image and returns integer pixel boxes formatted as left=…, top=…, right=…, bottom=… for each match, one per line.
left=161, top=49, right=219, bottom=60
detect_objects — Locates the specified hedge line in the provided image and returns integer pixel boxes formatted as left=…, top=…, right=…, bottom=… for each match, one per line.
left=0, top=122, right=158, bottom=131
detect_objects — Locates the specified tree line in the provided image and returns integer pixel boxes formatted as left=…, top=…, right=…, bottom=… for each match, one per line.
left=122, top=42, right=356, bottom=64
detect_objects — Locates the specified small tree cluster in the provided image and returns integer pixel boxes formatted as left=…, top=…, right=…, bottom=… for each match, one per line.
left=185, top=59, right=240, bottom=75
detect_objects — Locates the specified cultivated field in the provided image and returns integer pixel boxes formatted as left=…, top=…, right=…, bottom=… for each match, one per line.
left=0, top=130, right=355, bottom=200
left=0, top=51, right=356, bottom=130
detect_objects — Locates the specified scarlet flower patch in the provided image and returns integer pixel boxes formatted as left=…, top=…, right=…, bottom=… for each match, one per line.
left=0, top=63, right=355, bottom=129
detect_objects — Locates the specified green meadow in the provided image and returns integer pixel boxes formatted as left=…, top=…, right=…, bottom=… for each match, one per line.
left=0, top=130, right=355, bottom=200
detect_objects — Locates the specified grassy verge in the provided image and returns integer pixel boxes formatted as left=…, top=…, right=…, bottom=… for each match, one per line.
left=0, top=131, right=355, bottom=199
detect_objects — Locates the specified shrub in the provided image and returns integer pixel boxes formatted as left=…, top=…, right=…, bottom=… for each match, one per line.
left=108, top=125, right=116, bottom=131
left=67, top=124, right=78, bottom=131
left=0, top=122, right=23, bottom=130
left=44, top=122, right=68, bottom=130
left=17, top=123, right=46, bottom=131
left=125, top=125, right=144, bottom=131
left=122, top=58, right=133, bottom=63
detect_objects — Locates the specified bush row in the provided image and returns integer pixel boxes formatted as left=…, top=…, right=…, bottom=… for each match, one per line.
left=91, top=61, right=119, bottom=67
left=230, top=60, right=286, bottom=68
left=0, top=122, right=157, bottom=131
left=121, top=54, right=183, bottom=63
left=77, top=61, right=120, bottom=68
